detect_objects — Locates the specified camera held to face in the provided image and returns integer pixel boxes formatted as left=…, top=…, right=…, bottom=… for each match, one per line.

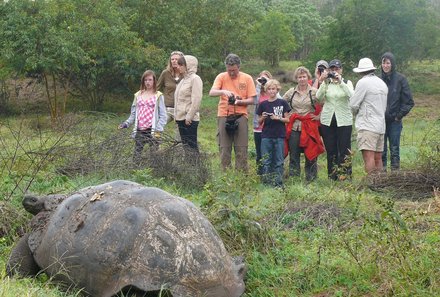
left=257, top=77, right=268, bottom=85
left=318, top=66, right=326, bottom=75
left=327, top=71, right=337, bottom=79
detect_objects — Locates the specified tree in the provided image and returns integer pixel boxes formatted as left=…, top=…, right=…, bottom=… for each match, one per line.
left=121, top=0, right=263, bottom=81
left=249, top=11, right=296, bottom=67
left=0, top=0, right=164, bottom=113
left=413, top=8, right=440, bottom=60
left=0, top=0, right=87, bottom=119
left=322, top=0, right=430, bottom=67
left=271, top=0, right=329, bottom=60
left=49, top=0, right=166, bottom=110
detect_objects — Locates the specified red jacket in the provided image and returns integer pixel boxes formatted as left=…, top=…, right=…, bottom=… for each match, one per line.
left=285, top=114, right=325, bottom=160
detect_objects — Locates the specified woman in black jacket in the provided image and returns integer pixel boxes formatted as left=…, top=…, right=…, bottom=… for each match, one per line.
left=380, top=52, right=415, bottom=171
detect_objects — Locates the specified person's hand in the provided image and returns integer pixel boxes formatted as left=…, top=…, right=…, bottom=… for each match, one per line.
left=118, top=122, right=128, bottom=129
left=315, top=67, right=320, bottom=78
left=319, top=70, right=329, bottom=83
left=262, top=112, right=272, bottom=118
left=185, top=119, right=192, bottom=126
left=270, top=114, right=280, bottom=121
left=223, top=90, right=235, bottom=98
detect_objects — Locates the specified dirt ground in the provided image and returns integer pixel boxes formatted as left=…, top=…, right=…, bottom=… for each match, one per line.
left=407, top=94, right=440, bottom=120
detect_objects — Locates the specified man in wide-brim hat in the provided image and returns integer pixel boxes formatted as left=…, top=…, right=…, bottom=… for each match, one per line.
left=349, top=58, right=389, bottom=175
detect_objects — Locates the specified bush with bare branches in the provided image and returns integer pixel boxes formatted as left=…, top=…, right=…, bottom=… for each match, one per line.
left=0, top=112, right=211, bottom=203
left=368, top=121, right=440, bottom=200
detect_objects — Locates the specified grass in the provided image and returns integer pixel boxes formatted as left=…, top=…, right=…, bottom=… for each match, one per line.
left=0, top=60, right=440, bottom=297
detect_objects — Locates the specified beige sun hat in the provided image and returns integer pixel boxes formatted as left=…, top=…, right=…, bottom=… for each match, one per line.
left=353, top=58, right=377, bottom=73
left=316, top=60, right=329, bottom=68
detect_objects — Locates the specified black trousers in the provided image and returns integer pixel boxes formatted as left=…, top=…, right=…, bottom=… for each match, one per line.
left=320, top=115, right=352, bottom=180
left=176, top=120, right=199, bottom=153
left=254, top=132, right=263, bottom=175
left=134, top=129, right=158, bottom=163
left=288, top=130, right=317, bottom=181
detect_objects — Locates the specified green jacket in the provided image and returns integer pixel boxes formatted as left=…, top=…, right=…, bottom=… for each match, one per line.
left=316, top=79, right=354, bottom=127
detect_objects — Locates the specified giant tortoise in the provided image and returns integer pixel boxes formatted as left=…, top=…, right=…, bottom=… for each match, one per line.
left=7, top=180, right=246, bottom=297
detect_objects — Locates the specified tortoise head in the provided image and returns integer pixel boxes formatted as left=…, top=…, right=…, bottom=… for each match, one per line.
left=230, top=256, right=247, bottom=296
left=22, top=193, right=66, bottom=215
left=205, top=256, right=246, bottom=297
left=22, top=194, right=45, bottom=215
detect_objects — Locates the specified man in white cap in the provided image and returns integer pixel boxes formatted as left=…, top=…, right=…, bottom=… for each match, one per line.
left=350, top=58, right=388, bottom=175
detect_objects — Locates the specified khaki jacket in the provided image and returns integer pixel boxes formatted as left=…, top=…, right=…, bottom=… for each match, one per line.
left=174, top=55, right=203, bottom=122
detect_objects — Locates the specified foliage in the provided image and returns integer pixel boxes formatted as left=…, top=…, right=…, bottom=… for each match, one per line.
left=321, top=0, right=433, bottom=67
left=417, top=119, right=440, bottom=172
left=122, top=0, right=262, bottom=82
left=2, top=99, right=440, bottom=296
left=1, top=2, right=440, bottom=295
left=0, top=0, right=165, bottom=113
left=271, top=0, right=332, bottom=60
left=200, top=172, right=278, bottom=254
left=413, top=7, right=440, bottom=60
left=367, top=121, right=440, bottom=200
left=60, top=0, right=166, bottom=110
left=2, top=0, right=440, bottom=114
left=248, top=11, right=296, bottom=67
left=0, top=0, right=86, bottom=119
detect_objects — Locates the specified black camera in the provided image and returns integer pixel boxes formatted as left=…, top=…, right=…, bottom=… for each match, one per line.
left=228, top=95, right=236, bottom=105
left=318, top=66, right=326, bottom=75
left=327, top=71, right=337, bottom=79
left=257, top=77, right=268, bottom=85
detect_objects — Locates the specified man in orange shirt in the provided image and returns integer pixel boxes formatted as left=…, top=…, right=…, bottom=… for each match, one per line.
left=209, top=53, right=257, bottom=171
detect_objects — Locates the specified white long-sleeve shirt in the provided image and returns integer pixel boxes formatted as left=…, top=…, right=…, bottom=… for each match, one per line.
left=350, top=73, right=388, bottom=134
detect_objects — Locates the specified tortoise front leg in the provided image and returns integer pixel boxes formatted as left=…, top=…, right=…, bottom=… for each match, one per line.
left=6, top=233, right=40, bottom=277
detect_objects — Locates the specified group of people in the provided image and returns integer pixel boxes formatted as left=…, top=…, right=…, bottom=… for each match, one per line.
left=118, top=52, right=202, bottom=162
left=119, top=51, right=414, bottom=188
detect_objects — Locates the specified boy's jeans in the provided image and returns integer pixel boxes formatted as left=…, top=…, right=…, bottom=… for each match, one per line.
left=261, top=137, right=285, bottom=187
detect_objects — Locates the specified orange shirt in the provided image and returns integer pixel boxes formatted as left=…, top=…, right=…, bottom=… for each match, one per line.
left=212, top=72, right=257, bottom=117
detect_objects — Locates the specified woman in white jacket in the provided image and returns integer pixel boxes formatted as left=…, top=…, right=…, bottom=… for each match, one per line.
left=174, top=55, right=203, bottom=153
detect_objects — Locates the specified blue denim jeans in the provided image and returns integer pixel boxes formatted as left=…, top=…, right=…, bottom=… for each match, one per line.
left=382, top=120, right=403, bottom=170
left=261, top=138, right=285, bottom=187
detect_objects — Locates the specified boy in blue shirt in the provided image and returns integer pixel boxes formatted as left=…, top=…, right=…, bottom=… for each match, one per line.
left=256, top=79, right=291, bottom=187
